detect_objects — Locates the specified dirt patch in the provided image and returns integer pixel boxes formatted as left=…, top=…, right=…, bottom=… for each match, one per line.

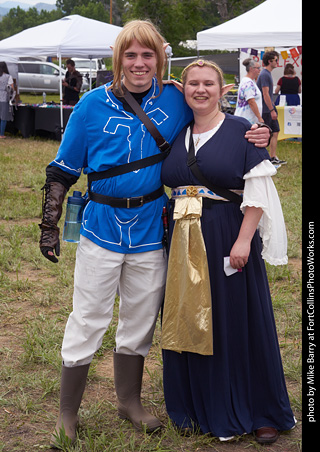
left=288, top=257, right=302, bottom=277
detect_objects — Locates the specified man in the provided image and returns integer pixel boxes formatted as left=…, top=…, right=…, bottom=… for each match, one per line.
left=62, top=59, right=82, bottom=106
left=39, top=20, right=271, bottom=447
left=257, top=51, right=286, bottom=166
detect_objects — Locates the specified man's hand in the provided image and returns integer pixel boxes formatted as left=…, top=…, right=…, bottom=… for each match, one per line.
left=245, top=123, right=272, bottom=148
left=39, top=182, right=67, bottom=264
left=39, top=223, right=61, bottom=263
left=163, top=79, right=183, bottom=92
left=40, top=244, right=60, bottom=264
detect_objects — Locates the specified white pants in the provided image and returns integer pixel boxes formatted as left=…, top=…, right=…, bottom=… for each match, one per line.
left=62, top=236, right=167, bottom=367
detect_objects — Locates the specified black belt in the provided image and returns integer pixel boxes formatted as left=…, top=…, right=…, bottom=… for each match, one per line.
left=88, top=185, right=164, bottom=208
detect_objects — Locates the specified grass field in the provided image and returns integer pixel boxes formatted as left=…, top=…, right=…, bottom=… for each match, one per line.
left=0, top=136, right=301, bottom=451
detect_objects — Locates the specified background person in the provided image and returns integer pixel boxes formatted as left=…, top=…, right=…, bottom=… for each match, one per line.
left=275, top=63, right=301, bottom=106
left=257, top=51, right=286, bottom=166
left=161, top=59, right=296, bottom=445
left=0, top=61, right=14, bottom=139
left=62, top=59, right=83, bottom=106
left=235, top=58, right=263, bottom=124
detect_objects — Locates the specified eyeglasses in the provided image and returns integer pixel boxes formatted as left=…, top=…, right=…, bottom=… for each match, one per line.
left=254, top=66, right=261, bottom=70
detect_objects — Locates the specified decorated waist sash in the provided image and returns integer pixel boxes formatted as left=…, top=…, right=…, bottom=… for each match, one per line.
left=172, top=185, right=243, bottom=202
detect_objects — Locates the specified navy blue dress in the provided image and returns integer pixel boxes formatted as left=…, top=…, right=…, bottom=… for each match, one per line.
left=161, top=114, right=295, bottom=438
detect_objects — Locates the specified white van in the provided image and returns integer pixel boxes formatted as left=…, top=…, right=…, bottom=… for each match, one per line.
left=72, top=58, right=106, bottom=81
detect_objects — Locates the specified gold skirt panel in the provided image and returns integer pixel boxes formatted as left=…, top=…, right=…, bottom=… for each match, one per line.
left=161, top=196, right=213, bottom=355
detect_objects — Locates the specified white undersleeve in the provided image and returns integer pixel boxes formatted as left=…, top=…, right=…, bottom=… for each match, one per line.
left=241, top=160, right=288, bottom=265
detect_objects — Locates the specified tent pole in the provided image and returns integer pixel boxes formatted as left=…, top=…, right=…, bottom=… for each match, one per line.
left=59, top=53, right=63, bottom=139
left=237, top=48, right=240, bottom=85
left=89, top=57, right=92, bottom=90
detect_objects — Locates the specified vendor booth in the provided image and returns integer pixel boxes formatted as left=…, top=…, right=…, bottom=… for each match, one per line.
left=0, top=15, right=123, bottom=136
left=6, top=104, right=74, bottom=140
left=0, top=15, right=173, bottom=138
left=196, top=0, right=302, bottom=140
left=277, top=106, right=302, bottom=141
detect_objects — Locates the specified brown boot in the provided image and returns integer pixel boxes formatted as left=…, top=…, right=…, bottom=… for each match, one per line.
left=50, top=364, right=89, bottom=448
left=113, top=350, right=162, bottom=432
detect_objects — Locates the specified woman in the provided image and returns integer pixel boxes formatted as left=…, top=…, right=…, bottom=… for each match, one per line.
left=0, top=61, right=14, bottom=139
left=235, top=58, right=263, bottom=124
left=161, top=60, right=295, bottom=444
left=275, top=63, right=301, bottom=106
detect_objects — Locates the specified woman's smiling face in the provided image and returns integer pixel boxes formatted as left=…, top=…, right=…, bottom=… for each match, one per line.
left=183, top=66, right=223, bottom=116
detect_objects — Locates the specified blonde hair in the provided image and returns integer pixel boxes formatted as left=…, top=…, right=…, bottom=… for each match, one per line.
left=181, top=59, right=224, bottom=90
left=110, top=20, right=168, bottom=96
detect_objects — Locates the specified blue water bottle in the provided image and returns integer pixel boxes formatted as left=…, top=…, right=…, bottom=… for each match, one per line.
left=62, top=191, right=85, bottom=243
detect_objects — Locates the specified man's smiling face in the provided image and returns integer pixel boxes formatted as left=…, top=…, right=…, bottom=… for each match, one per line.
left=121, top=39, right=157, bottom=93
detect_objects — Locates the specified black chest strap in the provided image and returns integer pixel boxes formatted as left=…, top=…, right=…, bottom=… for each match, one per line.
left=187, top=121, right=242, bottom=205
left=88, top=86, right=170, bottom=206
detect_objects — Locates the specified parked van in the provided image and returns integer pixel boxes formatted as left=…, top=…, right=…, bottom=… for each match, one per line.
left=17, top=61, right=88, bottom=94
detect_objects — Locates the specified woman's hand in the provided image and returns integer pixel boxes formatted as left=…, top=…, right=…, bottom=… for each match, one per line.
left=230, top=206, right=263, bottom=269
left=230, top=238, right=251, bottom=269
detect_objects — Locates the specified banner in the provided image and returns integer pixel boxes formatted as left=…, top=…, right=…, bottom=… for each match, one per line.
left=239, top=46, right=302, bottom=87
left=284, top=106, right=302, bottom=136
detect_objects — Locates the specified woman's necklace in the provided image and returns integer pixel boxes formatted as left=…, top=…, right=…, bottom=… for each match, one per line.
left=193, top=109, right=220, bottom=147
left=194, top=134, right=201, bottom=147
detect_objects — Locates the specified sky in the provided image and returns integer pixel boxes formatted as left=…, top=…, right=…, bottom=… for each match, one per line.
left=0, top=0, right=57, bottom=5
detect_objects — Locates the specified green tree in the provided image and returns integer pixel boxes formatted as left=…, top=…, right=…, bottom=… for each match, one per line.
left=123, top=0, right=206, bottom=55
left=55, top=0, right=89, bottom=15
left=56, top=0, right=127, bottom=25
left=0, top=0, right=265, bottom=45
left=0, top=7, right=63, bottom=40
left=213, top=0, right=265, bottom=21
left=71, top=1, right=108, bottom=21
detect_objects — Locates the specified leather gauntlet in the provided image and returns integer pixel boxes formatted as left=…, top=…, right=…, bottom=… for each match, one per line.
left=39, top=181, right=67, bottom=263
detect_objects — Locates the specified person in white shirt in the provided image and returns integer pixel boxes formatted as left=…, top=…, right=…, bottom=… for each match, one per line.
left=0, top=61, right=14, bottom=138
left=235, top=58, right=263, bottom=124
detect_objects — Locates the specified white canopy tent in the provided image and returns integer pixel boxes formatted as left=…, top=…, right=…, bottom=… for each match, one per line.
left=0, top=14, right=123, bottom=58
left=197, top=0, right=302, bottom=50
left=0, top=15, right=123, bottom=135
left=0, top=54, right=19, bottom=63
left=0, top=15, right=173, bottom=136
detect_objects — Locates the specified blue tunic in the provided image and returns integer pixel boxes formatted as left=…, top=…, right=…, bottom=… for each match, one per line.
left=50, top=79, right=192, bottom=253
left=161, top=114, right=295, bottom=437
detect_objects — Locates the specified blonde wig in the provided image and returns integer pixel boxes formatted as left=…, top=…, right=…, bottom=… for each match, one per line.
left=110, top=20, right=168, bottom=96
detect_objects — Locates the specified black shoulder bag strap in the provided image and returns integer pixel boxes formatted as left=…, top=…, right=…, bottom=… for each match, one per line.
left=88, top=87, right=171, bottom=184
left=187, top=121, right=242, bottom=205
left=123, top=88, right=171, bottom=152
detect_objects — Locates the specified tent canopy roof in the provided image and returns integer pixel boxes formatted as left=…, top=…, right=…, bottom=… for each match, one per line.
left=0, top=15, right=123, bottom=58
left=197, top=0, right=302, bottom=50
